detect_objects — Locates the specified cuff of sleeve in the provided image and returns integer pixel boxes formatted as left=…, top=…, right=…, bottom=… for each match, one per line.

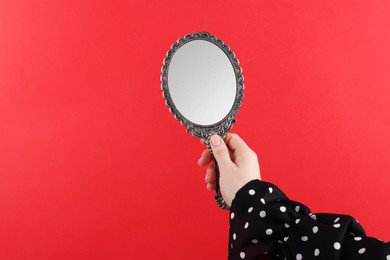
left=230, top=179, right=289, bottom=218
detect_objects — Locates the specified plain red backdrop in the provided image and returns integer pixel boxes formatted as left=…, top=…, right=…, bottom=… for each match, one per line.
left=1, top=0, right=389, bottom=259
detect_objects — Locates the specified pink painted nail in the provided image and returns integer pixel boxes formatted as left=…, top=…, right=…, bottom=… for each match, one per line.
left=211, top=135, right=221, bottom=146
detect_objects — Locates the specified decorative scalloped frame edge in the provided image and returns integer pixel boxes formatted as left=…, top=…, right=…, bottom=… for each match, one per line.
left=160, top=32, right=244, bottom=145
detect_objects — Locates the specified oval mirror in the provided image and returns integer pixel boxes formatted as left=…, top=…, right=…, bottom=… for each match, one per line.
left=168, top=39, right=236, bottom=125
left=161, top=32, right=244, bottom=209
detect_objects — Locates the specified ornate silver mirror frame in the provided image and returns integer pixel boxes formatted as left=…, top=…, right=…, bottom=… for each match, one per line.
left=161, top=32, right=244, bottom=210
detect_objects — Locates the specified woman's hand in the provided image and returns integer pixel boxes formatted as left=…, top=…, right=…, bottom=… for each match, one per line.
left=198, top=133, right=261, bottom=207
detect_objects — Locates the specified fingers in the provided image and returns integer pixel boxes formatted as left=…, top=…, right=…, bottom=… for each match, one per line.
left=224, top=133, right=250, bottom=155
left=205, top=164, right=216, bottom=191
left=209, top=134, right=234, bottom=169
left=197, top=149, right=212, bottom=167
left=225, top=133, right=255, bottom=162
left=205, top=164, right=216, bottom=183
left=207, top=182, right=216, bottom=191
left=198, top=134, right=245, bottom=167
left=198, top=147, right=216, bottom=191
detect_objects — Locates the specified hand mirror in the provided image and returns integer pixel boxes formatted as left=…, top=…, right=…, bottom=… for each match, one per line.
left=161, top=32, right=244, bottom=210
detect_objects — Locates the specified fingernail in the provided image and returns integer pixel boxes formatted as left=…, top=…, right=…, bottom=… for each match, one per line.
left=210, top=135, right=221, bottom=147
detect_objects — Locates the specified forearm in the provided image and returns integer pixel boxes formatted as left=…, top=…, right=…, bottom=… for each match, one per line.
left=228, top=180, right=390, bottom=260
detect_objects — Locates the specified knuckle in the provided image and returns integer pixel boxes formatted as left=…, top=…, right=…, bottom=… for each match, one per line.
left=230, top=133, right=239, bottom=141
left=216, top=149, right=230, bottom=162
left=230, top=133, right=237, bottom=138
left=248, top=149, right=258, bottom=160
left=214, top=146, right=228, bottom=156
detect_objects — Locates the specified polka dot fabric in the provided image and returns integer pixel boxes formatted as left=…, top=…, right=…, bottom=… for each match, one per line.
left=228, top=180, right=390, bottom=259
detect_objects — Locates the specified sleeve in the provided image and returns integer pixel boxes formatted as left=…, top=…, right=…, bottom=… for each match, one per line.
left=228, top=180, right=390, bottom=260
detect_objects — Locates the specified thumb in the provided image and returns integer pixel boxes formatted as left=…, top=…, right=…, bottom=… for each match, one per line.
left=210, top=134, right=233, bottom=169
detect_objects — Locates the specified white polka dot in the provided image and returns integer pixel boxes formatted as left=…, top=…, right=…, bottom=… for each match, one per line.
left=244, top=222, right=249, bottom=229
left=296, top=253, right=302, bottom=260
left=263, top=251, right=269, bottom=255
left=233, top=233, right=236, bottom=240
left=295, top=218, right=301, bottom=224
left=280, top=206, right=287, bottom=212
left=260, top=198, right=265, bottom=204
left=266, top=229, right=273, bottom=235
left=240, top=252, right=245, bottom=259
left=249, top=189, right=255, bottom=195
left=301, top=236, right=308, bottom=242
left=313, top=226, right=319, bottom=234
left=333, top=223, right=341, bottom=228
left=334, top=217, right=340, bottom=223
left=310, top=214, right=317, bottom=220
left=285, top=223, right=290, bottom=228
left=334, top=242, right=341, bottom=250
left=314, top=248, right=320, bottom=256
left=284, top=236, right=289, bottom=242
left=231, top=243, right=233, bottom=249
left=230, top=212, right=235, bottom=219
left=248, top=207, right=253, bottom=213
left=354, top=237, right=362, bottom=241
left=251, top=239, right=258, bottom=244
left=295, top=205, right=300, bottom=212
left=386, top=255, right=390, bottom=260
left=358, top=248, right=366, bottom=254
left=268, top=187, right=273, bottom=193
left=259, top=211, right=266, bottom=218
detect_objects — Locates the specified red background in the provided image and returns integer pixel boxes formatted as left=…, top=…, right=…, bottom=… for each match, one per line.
left=1, top=1, right=389, bottom=259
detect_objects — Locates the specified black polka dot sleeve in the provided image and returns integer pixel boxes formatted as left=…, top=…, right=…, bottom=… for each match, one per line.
left=228, top=180, right=390, bottom=260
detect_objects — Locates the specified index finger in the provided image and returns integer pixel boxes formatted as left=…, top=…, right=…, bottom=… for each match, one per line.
left=224, top=133, right=251, bottom=158
left=198, top=149, right=213, bottom=167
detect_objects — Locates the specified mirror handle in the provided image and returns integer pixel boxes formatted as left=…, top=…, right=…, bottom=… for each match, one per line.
left=209, top=148, right=230, bottom=210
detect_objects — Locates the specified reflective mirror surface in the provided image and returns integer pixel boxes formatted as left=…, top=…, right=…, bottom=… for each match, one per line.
left=168, top=40, right=236, bottom=126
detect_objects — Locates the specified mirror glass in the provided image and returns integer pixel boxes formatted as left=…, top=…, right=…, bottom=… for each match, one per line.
left=168, top=40, right=236, bottom=126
